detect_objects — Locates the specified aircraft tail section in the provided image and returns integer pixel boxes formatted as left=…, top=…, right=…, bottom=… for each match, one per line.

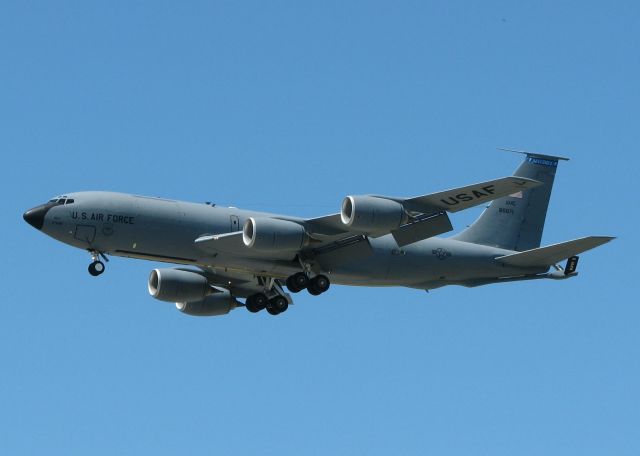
left=452, top=150, right=569, bottom=251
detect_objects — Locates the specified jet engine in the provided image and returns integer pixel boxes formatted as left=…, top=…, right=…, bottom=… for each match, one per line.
left=242, top=217, right=307, bottom=251
left=340, top=196, right=406, bottom=232
left=148, top=268, right=211, bottom=303
left=175, top=292, right=238, bottom=317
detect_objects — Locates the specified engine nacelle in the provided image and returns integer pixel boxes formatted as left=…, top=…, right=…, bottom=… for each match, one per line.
left=242, top=217, right=307, bottom=251
left=340, top=195, right=405, bottom=232
left=176, top=292, right=238, bottom=317
left=148, top=268, right=211, bottom=303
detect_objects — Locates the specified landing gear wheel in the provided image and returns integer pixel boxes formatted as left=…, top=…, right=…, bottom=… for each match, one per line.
left=307, top=287, right=322, bottom=296
left=266, top=296, right=288, bottom=315
left=245, top=295, right=261, bottom=313
left=285, top=276, right=299, bottom=293
left=246, top=293, right=268, bottom=313
left=286, top=272, right=308, bottom=293
left=88, top=261, right=105, bottom=276
left=308, top=275, right=330, bottom=295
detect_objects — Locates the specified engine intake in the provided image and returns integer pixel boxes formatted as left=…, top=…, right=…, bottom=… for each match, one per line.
left=148, top=268, right=211, bottom=303
left=340, top=196, right=405, bottom=232
left=176, top=292, right=238, bottom=317
left=242, top=217, right=307, bottom=251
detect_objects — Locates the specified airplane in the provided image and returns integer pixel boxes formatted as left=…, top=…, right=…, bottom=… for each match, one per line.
left=23, top=151, right=614, bottom=317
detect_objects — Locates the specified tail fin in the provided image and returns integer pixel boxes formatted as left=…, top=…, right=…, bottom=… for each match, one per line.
left=452, top=150, right=569, bottom=251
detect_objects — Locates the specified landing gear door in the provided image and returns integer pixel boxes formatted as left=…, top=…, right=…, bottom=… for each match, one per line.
left=74, top=225, right=96, bottom=244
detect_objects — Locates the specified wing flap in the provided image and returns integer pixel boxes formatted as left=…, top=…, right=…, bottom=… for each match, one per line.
left=496, top=236, right=615, bottom=267
left=391, top=212, right=453, bottom=247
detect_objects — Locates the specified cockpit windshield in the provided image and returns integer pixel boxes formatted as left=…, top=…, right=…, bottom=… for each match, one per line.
left=48, top=195, right=75, bottom=205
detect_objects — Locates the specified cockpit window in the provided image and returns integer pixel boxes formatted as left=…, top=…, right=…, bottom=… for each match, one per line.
left=49, top=195, right=70, bottom=204
left=65, top=199, right=74, bottom=204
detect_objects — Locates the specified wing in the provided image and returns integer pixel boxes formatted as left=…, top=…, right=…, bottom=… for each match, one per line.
left=194, top=176, right=542, bottom=259
left=398, top=176, right=540, bottom=213
left=304, top=176, right=542, bottom=246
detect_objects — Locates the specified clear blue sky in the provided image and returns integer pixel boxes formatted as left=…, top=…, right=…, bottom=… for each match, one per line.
left=1, top=1, right=638, bottom=454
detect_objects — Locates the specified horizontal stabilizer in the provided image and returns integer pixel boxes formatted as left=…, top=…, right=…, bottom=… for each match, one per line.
left=194, top=231, right=244, bottom=253
left=496, top=236, right=615, bottom=267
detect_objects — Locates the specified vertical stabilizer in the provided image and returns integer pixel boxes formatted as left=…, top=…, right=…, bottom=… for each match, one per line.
left=452, top=151, right=569, bottom=251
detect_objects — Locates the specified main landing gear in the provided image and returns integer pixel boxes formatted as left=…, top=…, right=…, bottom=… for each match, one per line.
left=245, top=293, right=289, bottom=316
left=286, top=272, right=330, bottom=296
left=244, top=272, right=330, bottom=316
left=87, top=250, right=109, bottom=276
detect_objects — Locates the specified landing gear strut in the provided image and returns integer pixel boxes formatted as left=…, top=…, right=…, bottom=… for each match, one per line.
left=87, top=250, right=108, bottom=276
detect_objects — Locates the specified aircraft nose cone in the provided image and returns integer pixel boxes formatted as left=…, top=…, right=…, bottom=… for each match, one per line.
left=23, top=204, right=51, bottom=230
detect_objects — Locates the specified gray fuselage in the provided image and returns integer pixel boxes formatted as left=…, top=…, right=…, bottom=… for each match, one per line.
left=32, top=191, right=547, bottom=289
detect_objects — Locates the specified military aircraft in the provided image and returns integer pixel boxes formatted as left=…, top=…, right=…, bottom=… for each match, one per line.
left=23, top=151, right=613, bottom=317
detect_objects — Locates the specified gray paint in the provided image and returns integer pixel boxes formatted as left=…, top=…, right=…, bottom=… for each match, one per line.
left=24, top=153, right=613, bottom=309
left=452, top=153, right=565, bottom=251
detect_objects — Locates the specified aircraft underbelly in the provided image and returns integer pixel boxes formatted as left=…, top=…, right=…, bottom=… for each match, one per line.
left=323, top=237, right=521, bottom=287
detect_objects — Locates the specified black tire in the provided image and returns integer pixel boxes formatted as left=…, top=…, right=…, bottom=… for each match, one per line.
left=307, top=286, right=322, bottom=296
left=310, top=275, right=330, bottom=293
left=266, top=296, right=288, bottom=315
left=272, top=296, right=288, bottom=313
left=266, top=305, right=281, bottom=315
left=252, top=293, right=269, bottom=310
left=286, top=276, right=301, bottom=293
left=292, top=272, right=309, bottom=290
left=88, top=261, right=104, bottom=276
left=245, top=295, right=261, bottom=313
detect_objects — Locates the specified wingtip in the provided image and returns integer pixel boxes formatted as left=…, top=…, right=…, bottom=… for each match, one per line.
left=585, top=235, right=616, bottom=246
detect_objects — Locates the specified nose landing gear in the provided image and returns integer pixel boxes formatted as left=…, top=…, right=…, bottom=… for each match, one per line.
left=87, top=250, right=109, bottom=276
left=88, top=260, right=105, bottom=276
